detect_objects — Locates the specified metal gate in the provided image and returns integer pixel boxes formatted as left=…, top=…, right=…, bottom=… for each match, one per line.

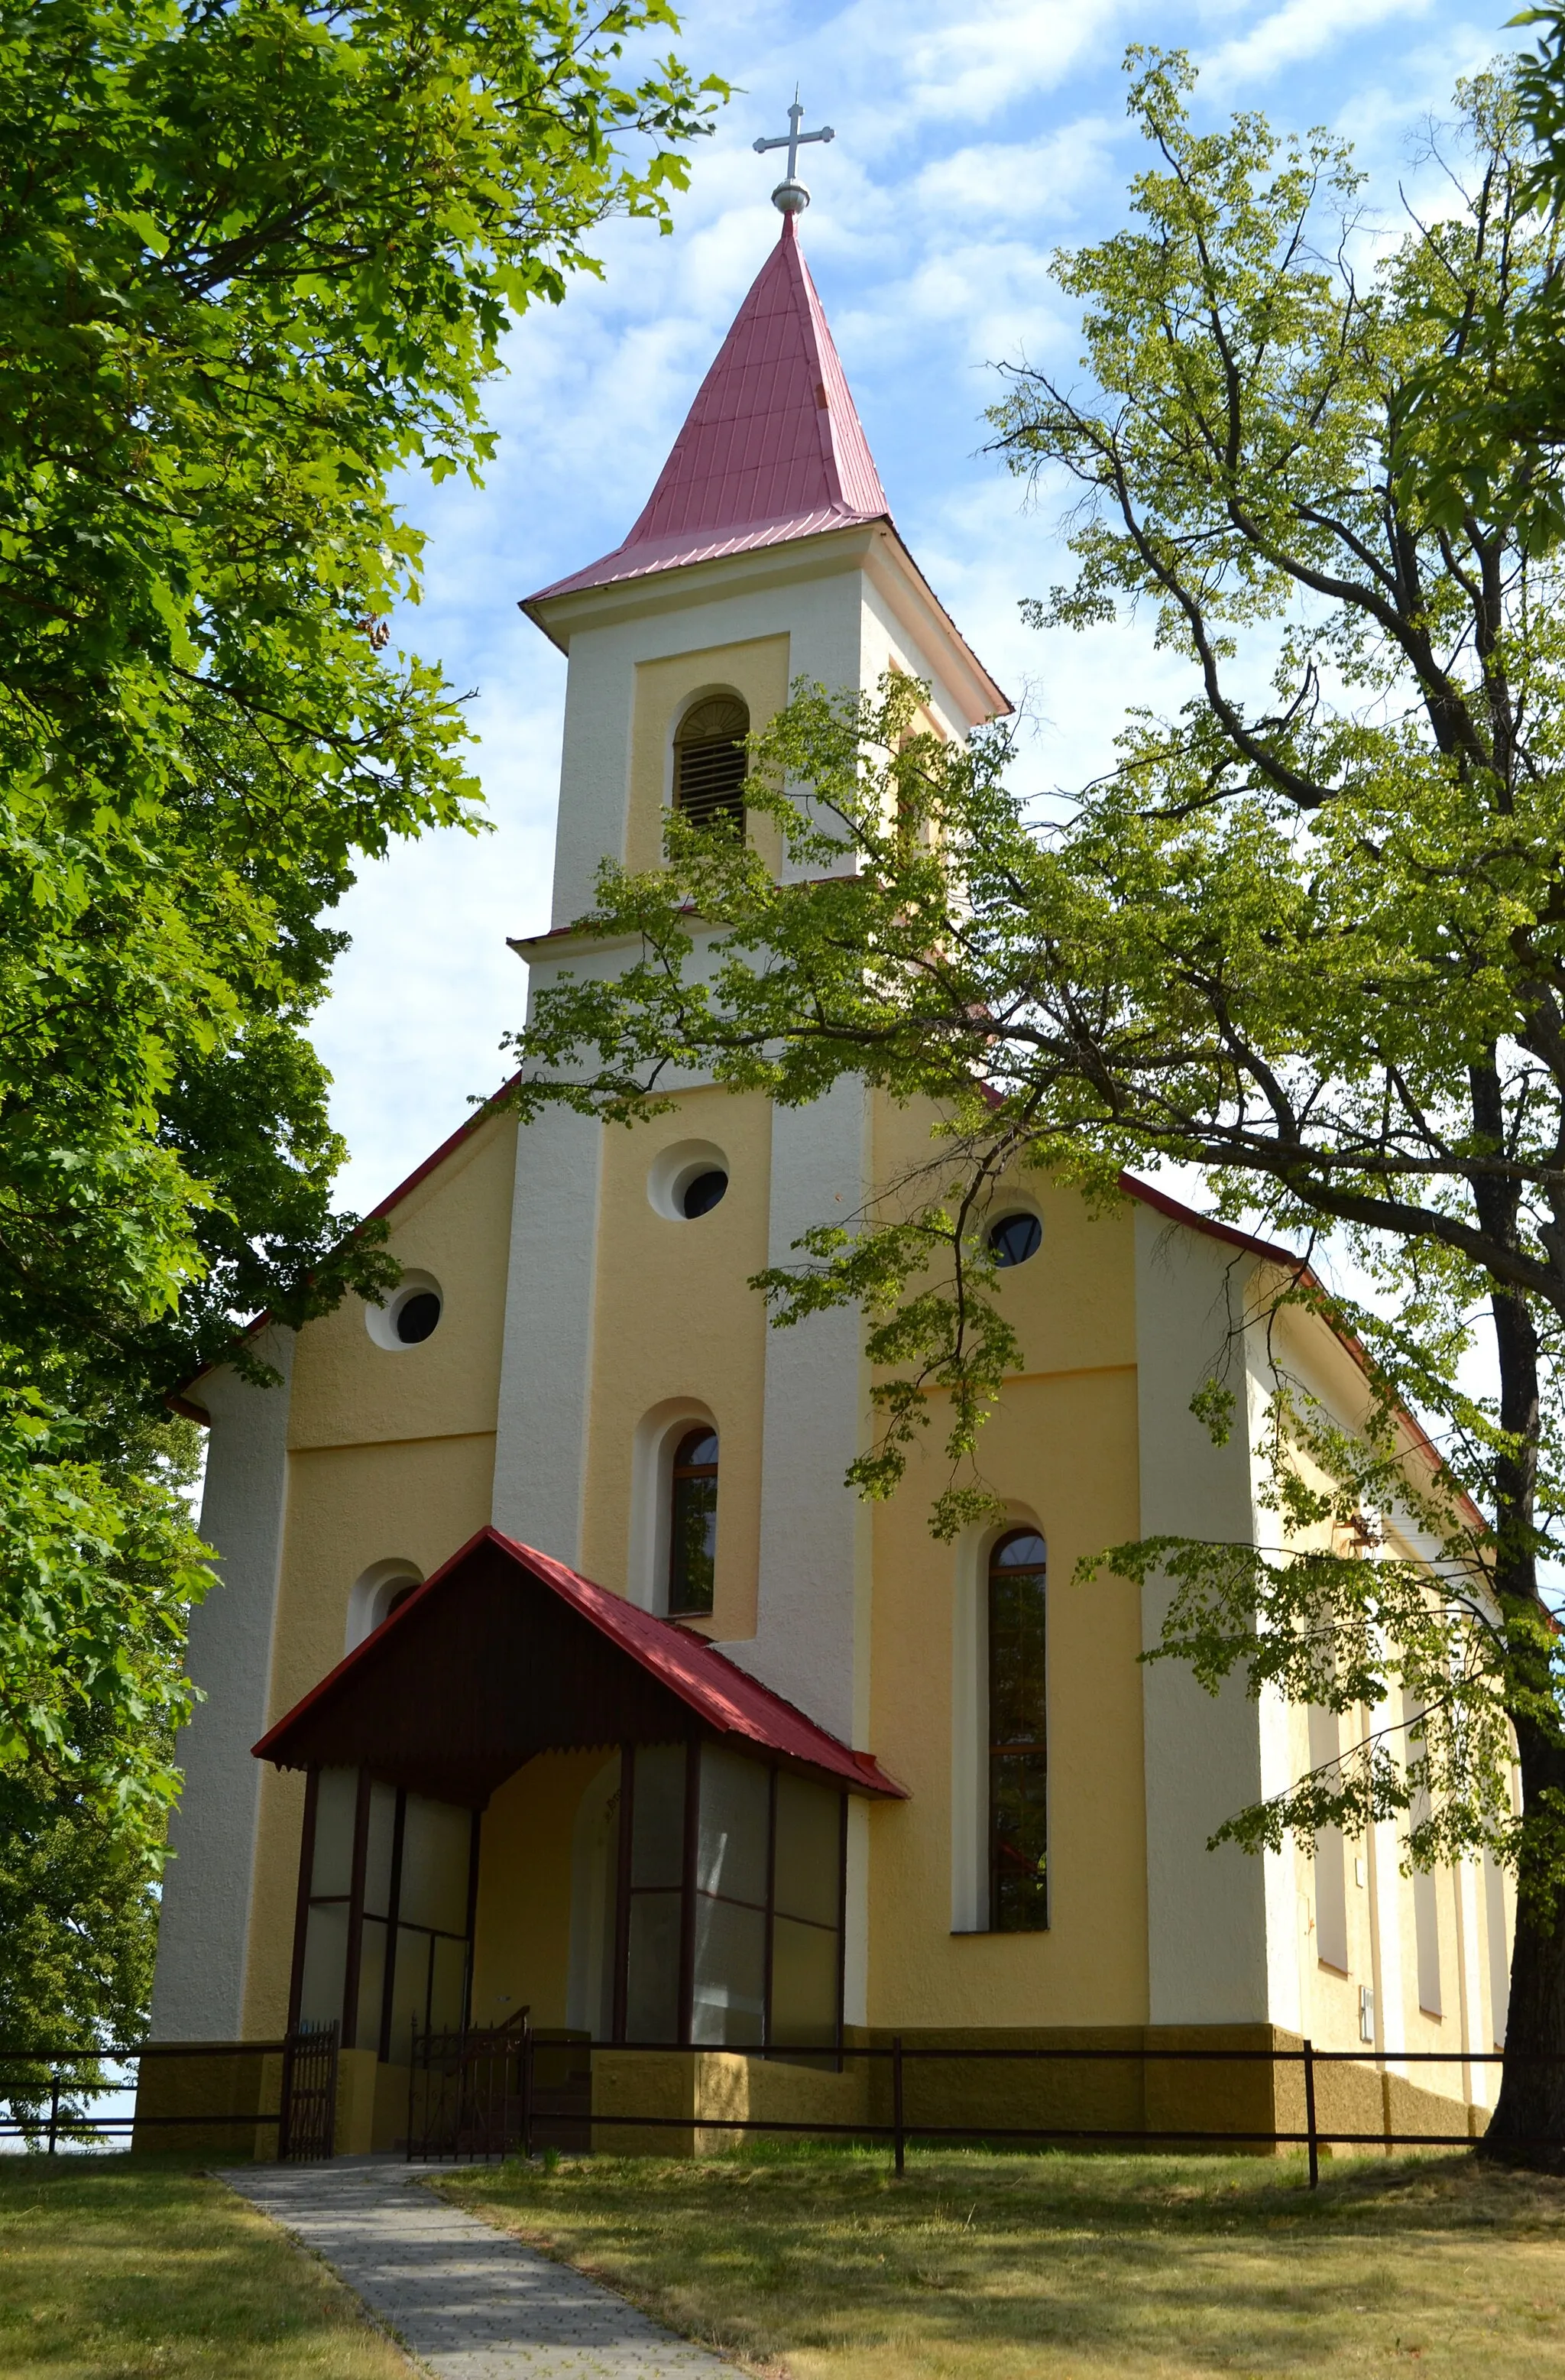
left=278, top=2020, right=339, bottom=2161
left=406, top=2009, right=536, bottom=2162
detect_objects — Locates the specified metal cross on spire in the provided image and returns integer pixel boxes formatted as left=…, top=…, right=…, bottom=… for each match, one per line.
left=753, top=92, right=834, bottom=216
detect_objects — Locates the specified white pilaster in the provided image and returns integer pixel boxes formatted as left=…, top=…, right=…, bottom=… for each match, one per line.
left=150, top=1328, right=294, bottom=2041
left=1369, top=1812, right=1407, bottom=2071
left=1455, top=1856, right=1484, bottom=2103
left=720, top=1078, right=872, bottom=1746
left=549, top=627, right=636, bottom=926
left=1133, top=1208, right=1273, bottom=2024
left=492, top=1098, right=604, bottom=1568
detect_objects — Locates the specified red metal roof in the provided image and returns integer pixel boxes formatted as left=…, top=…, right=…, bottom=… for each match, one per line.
left=254, top=1526, right=905, bottom=1803
left=526, top=214, right=891, bottom=608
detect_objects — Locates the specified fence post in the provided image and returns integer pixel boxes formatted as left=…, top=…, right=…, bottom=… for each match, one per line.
left=46, top=2070, right=60, bottom=2157
left=1302, top=2038, right=1319, bottom=2190
left=521, top=2019, right=535, bottom=2162
left=405, top=2017, right=418, bottom=2164
left=892, top=2035, right=906, bottom=2177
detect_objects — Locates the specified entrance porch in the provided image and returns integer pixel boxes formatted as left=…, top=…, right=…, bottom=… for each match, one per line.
left=248, top=1527, right=905, bottom=2155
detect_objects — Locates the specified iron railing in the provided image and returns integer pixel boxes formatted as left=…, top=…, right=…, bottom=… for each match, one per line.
left=0, top=2025, right=339, bottom=2159
left=10, top=2031, right=1561, bottom=2186
left=406, top=2010, right=544, bottom=2162
left=543, top=2037, right=1563, bottom=2188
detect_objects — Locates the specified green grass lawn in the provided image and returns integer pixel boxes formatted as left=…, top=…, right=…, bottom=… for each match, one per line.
left=0, top=2156, right=410, bottom=2379
left=442, top=2142, right=1565, bottom=2379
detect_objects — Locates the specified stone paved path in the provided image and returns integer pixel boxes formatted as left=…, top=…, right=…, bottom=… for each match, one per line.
left=218, top=2158, right=736, bottom=2378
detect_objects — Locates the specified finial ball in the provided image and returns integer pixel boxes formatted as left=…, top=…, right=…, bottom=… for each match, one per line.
left=754, top=99, right=834, bottom=215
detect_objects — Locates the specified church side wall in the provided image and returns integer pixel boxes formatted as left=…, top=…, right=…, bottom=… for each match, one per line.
left=235, top=1111, right=516, bottom=2036
left=856, top=563, right=978, bottom=747
left=1259, top=1305, right=1512, bottom=2106
left=150, top=1326, right=295, bottom=2041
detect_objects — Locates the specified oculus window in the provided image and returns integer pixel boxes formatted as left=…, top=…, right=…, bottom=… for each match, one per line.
left=989, top=1529, right=1048, bottom=1931
left=989, top=1212, right=1042, bottom=1268
left=674, top=697, right=748, bottom=836
left=366, top=1271, right=444, bottom=1351
left=679, top=1169, right=727, bottom=1218
left=395, top=1290, right=442, bottom=1343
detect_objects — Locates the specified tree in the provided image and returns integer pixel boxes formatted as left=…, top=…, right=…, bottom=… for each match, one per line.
left=510, top=54, right=1565, bottom=2163
left=0, top=0, right=722, bottom=2070
left=1402, top=5, right=1565, bottom=546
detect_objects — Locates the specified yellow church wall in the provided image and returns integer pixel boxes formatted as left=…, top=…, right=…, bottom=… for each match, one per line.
left=869, top=1367, right=1148, bottom=2027
left=234, top=1111, right=517, bottom=2039
left=624, top=634, right=790, bottom=876
left=241, top=1428, right=500, bottom=2035
left=863, top=1101, right=1149, bottom=2028
left=578, top=1087, right=773, bottom=1639
left=470, top=1751, right=609, bottom=2031
left=285, top=1107, right=517, bottom=1454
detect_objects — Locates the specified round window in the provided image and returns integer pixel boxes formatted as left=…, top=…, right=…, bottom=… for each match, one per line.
left=648, top=1140, right=731, bottom=1222
left=395, top=1289, right=442, bottom=1344
left=989, top=1211, right=1042, bottom=1269
left=680, top=1169, right=728, bottom=1218
left=365, top=1269, right=445, bottom=1351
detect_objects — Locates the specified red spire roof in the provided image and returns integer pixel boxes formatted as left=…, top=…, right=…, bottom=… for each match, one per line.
left=527, top=214, right=890, bottom=607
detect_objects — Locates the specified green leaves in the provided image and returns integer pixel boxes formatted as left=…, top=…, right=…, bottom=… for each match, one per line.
left=0, top=0, right=723, bottom=2062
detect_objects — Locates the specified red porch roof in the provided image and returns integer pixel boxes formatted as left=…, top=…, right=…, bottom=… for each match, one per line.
left=253, top=1526, right=905, bottom=1808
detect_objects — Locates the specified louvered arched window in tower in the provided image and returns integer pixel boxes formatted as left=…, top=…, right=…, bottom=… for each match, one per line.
left=673, top=697, right=749, bottom=836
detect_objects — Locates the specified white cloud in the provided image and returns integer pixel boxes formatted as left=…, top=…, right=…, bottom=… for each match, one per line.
left=914, top=118, right=1118, bottom=224
left=313, top=668, right=562, bottom=1214
left=1203, top=0, right=1431, bottom=92
left=838, top=0, right=1128, bottom=131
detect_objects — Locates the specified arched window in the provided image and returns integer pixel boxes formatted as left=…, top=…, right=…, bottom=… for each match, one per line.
left=673, top=697, right=748, bottom=836
left=668, top=1428, right=718, bottom=1616
left=989, top=1529, right=1048, bottom=1931
left=345, top=1560, right=423, bottom=1652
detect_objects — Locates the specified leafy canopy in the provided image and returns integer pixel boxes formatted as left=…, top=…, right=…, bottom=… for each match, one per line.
left=0, top=0, right=723, bottom=2052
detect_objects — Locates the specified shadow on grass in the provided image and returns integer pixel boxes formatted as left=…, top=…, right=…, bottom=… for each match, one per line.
left=0, top=2153, right=407, bottom=2378
left=442, top=2145, right=1565, bottom=2379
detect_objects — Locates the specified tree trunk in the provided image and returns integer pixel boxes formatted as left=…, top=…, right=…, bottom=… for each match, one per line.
left=1479, top=1723, right=1565, bottom=2168
left=1470, top=1253, right=1565, bottom=2165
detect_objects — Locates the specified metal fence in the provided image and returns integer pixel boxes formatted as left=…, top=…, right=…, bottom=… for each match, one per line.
left=506, top=2035, right=1560, bottom=2189
left=0, top=2025, right=339, bottom=2159
left=6, top=2031, right=1560, bottom=2186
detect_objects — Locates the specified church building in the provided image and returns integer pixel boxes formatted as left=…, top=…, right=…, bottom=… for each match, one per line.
left=142, top=170, right=1512, bottom=2157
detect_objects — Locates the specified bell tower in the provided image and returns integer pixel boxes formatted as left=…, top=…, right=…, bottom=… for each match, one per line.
left=494, top=164, right=1007, bottom=1749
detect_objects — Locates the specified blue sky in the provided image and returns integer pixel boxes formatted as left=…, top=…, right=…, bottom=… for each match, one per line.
left=316, top=0, right=1528, bottom=1215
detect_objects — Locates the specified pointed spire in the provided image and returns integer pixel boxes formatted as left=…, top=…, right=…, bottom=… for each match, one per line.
left=527, top=218, right=889, bottom=607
